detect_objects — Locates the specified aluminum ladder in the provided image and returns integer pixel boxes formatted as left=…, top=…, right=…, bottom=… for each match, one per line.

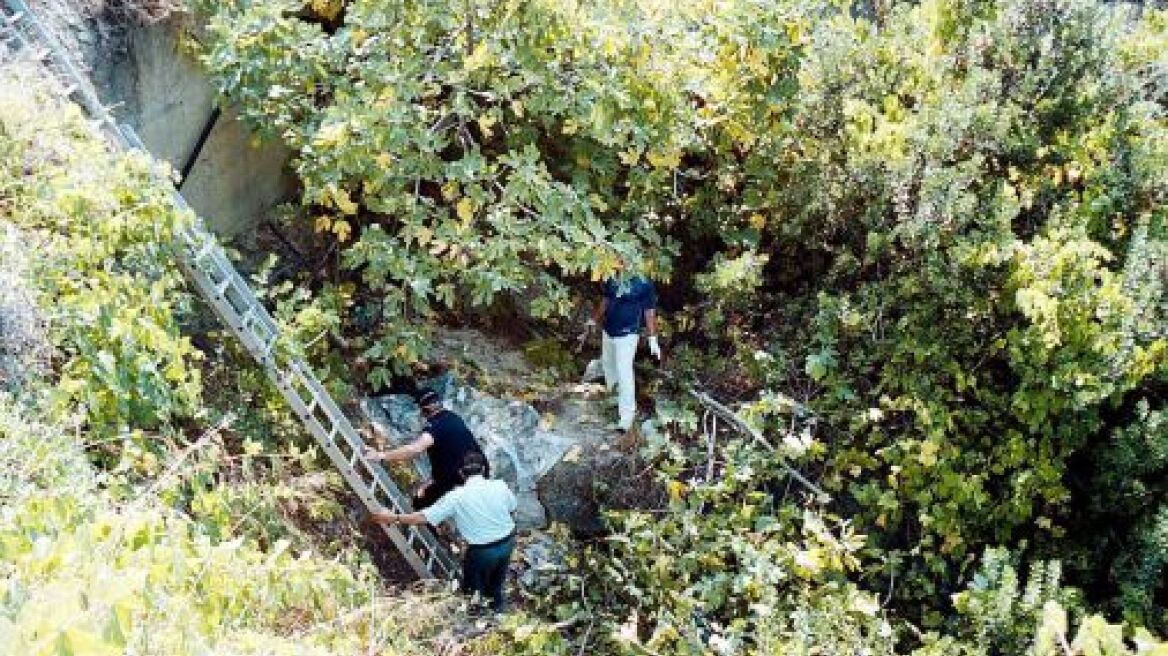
left=0, top=0, right=458, bottom=581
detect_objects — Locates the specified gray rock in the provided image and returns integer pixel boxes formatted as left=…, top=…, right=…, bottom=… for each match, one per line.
left=516, top=530, right=570, bottom=590
left=361, top=375, right=576, bottom=530
left=514, top=494, right=547, bottom=530
left=533, top=388, right=631, bottom=534
left=357, top=339, right=635, bottom=534
left=536, top=444, right=622, bottom=536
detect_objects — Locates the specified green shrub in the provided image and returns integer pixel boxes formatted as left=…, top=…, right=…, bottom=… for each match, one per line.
left=0, top=69, right=202, bottom=437
left=191, top=0, right=1168, bottom=647
left=0, top=66, right=459, bottom=656
left=0, top=398, right=450, bottom=656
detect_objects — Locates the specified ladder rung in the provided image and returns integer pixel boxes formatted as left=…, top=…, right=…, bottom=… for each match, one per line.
left=260, top=334, right=277, bottom=359
left=260, top=314, right=279, bottom=340
left=240, top=306, right=258, bottom=329
left=209, top=248, right=235, bottom=274
left=192, top=239, right=217, bottom=264
left=214, top=275, right=232, bottom=297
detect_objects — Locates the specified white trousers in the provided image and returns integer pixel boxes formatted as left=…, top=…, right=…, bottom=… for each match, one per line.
left=601, top=331, right=640, bottom=429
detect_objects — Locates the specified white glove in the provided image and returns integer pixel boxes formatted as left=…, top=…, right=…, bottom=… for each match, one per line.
left=648, top=335, right=662, bottom=361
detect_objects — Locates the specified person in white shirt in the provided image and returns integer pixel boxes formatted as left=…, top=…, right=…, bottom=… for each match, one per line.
left=371, top=451, right=517, bottom=611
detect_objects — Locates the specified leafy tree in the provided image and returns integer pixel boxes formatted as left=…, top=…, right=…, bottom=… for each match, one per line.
left=192, top=0, right=1168, bottom=647
left=194, top=0, right=694, bottom=381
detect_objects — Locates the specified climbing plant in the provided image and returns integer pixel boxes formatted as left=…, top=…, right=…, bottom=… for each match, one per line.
left=0, top=67, right=463, bottom=655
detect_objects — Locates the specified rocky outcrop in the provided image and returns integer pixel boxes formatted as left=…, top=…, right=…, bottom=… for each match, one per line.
left=530, top=391, right=625, bottom=536
left=358, top=329, right=635, bottom=534
left=361, top=375, right=578, bottom=529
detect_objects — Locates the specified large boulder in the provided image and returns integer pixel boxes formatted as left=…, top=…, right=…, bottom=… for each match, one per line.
left=530, top=387, right=629, bottom=536
left=359, top=327, right=637, bottom=534
left=361, top=374, right=577, bottom=529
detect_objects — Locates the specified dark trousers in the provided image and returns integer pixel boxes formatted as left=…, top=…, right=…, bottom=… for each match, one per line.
left=462, top=535, right=515, bottom=611
left=412, top=479, right=456, bottom=511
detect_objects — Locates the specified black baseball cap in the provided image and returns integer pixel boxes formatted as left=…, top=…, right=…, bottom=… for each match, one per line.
left=459, top=451, right=488, bottom=477
left=417, top=390, right=441, bottom=407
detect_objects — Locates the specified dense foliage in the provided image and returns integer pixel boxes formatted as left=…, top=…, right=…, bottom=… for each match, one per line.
left=0, top=68, right=458, bottom=655
left=0, top=72, right=202, bottom=439
left=751, top=4, right=1168, bottom=630
left=193, top=0, right=701, bottom=381
left=3, top=0, right=1167, bottom=648
left=483, top=439, right=1168, bottom=655
left=195, top=0, right=1166, bottom=648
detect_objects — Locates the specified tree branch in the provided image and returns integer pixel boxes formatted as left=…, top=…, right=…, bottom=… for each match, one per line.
left=685, top=386, right=828, bottom=499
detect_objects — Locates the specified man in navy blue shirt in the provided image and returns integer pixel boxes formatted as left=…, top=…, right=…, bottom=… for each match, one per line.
left=363, top=390, right=486, bottom=509
left=586, top=267, right=662, bottom=431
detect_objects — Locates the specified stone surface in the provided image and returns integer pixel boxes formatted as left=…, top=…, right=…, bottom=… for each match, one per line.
left=95, top=17, right=214, bottom=171
left=360, top=368, right=624, bottom=533
left=361, top=374, right=578, bottom=530
left=532, top=388, right=624, bottom=536
left=514, top=530, right=571, bottom=590
left=178, top=107, right=295, bottom=239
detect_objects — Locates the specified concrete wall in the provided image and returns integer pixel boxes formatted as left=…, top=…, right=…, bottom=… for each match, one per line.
left=96, top=19, right=212, bottom=170
left=28, top=0, right=293, bottom=239
left=104, top=21, right=295, bottom=237
left=179, top=106, right=295, bottom=238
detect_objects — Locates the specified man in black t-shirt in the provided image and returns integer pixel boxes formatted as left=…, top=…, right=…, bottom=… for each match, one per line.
left=364, top=390, right=486, bottom=509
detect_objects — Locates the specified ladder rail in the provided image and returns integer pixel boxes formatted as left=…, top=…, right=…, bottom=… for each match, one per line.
left=2, top=0, right=124, bottom=145
left=164, top=153, right=460, bottom=580
left=152, top=127, right=461, bottom=580
left=1, top=0, right=458, bottom=581
left=283, top=357, right=457, bottom=574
